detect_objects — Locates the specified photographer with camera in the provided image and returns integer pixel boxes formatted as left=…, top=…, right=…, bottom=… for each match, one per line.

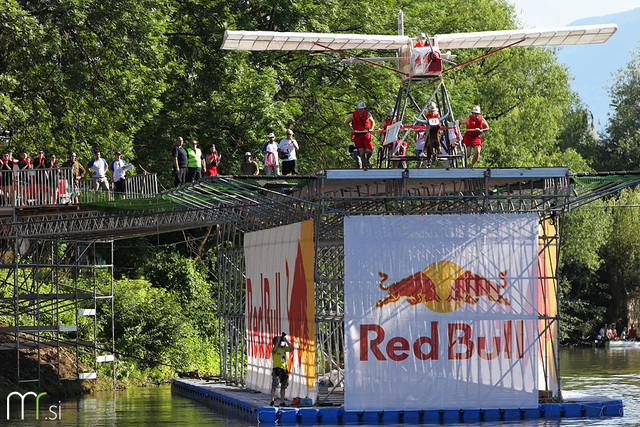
left=270, top=332, right=294, bottom=407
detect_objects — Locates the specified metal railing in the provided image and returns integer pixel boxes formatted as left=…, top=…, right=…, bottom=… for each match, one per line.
left=0, top=168, right=158, bottom=207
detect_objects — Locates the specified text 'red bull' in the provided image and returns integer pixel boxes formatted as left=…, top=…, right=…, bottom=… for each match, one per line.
left=247, top=273, right=283, bottom=359
left=360, top=321, right=525, bottom=361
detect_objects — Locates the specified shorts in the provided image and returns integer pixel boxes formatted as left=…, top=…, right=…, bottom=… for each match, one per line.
left=271, top=367, right=289, bottom=389
left=282, top=160, right=298, bottom=175
left=462, top=134, right=483, bottom=147
left=353, top=133, right=373, bottom=151
left=94, top=176, right=109, bottom=191
left=114, top=179, right=126, bottom=193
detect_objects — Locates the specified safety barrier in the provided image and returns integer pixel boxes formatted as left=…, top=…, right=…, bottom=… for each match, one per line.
left=0, top=168, right=158, bottom=207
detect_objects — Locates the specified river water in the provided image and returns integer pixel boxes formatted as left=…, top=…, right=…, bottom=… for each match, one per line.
left=11, top=347, right=639, bottom=426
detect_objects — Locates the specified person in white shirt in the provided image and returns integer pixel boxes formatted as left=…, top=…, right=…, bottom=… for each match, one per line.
left=262, top=132, right=280, bottom=175
left=87, top=150, right=109, bottom=192
left=109, top=151, right=129, bottom=196
left=278, top=129, right=299, bottom=175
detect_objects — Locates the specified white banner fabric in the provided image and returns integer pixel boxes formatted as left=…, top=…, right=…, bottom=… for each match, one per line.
left=344, top=214, right=539, bottom=410
left=244, top=220, right=317, bottom=401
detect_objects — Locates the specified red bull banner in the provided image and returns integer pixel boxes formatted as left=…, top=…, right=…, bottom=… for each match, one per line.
left=244, top=220, right=317, bottom=400
left=344, top=214, right=539, bottom=410
left=538, top=218, right=559, bottom=396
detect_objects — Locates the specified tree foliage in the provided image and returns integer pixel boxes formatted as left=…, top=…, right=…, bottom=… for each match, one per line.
left=4, top=0, right=633, bottom=350
left=601, top=45, right=640, bottom=171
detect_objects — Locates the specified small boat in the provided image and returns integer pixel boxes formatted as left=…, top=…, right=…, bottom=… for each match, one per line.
left=606, top=340, right=640, bottom=348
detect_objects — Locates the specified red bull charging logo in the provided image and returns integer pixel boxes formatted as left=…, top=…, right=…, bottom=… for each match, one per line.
left=376, top=260, right=510, bottom=313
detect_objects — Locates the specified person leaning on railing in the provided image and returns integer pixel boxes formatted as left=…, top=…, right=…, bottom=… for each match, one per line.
left=61, top=152, right=86, bottom=187
left=46, top=154, right=61, bottom=204
left=0, top=151, right=15, bottom=206
left=110, top=151, right=129, bottom=195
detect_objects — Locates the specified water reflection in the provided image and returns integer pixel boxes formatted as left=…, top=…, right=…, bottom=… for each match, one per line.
left=17, top=348, right=640, bottom=426
left=559, top=347, right=640, bottom=426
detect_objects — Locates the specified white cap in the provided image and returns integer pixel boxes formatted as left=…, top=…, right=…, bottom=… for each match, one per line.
left=428, top=103, right=437, bottom=111
left=245, top=152, right=252, bottom=157
left=388, top=108, right=394, bottom=116
left=417, top=32, right=426, bottom=39
left=356, top=100, right=366, bottom=109
left=472, top=105, right=481, bottom=114
left=268, top=132, right=275, bottom=138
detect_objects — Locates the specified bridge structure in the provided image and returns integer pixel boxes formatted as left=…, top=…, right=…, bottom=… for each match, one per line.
left=0, top=166, right=639, bottom=392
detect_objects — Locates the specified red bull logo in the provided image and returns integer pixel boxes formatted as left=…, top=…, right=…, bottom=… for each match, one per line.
left=376, top=261, right=510, bottom=313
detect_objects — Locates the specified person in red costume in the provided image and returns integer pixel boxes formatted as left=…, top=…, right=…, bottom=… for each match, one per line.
left=415, top=32, right=428, bottom=47
left=458, top=105, right=489, bottom=168
left=377, top=108, right=397, bottom=167
left=422, top=103, right=442, bottom=167
left=345, top=100, right=376, bottom=169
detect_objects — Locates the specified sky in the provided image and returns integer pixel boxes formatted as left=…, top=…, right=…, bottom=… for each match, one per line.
left=509, top=0, right=640, bottom=27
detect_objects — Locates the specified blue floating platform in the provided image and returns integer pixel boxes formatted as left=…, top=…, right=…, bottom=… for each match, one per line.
left=171, top=379, right=623, bottom=425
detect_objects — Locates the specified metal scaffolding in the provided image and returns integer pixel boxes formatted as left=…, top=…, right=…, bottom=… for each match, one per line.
left=214, top=168, right=573, bottom=398
left=1, top=167, right=640, bottom=392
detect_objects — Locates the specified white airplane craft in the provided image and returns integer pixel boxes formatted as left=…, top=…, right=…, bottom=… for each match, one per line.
left=220, top=15, right=617, bottom=168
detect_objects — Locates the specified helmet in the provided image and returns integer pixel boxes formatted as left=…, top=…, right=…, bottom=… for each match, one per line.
left=245, top=152, right=252, bottom=157
left=428, top=103, right=438, bottom=111
left=388, top=108, right=395, bottom=116
left=356, top=100, right=366, bottom=109
left=472, top=105, right=481, bottom=114
left=417, top=32, right=426, bottom=39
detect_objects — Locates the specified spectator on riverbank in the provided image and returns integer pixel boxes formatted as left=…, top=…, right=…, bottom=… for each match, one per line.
left=172, top=136, right=188, bottom=187
left=62, top=152, right=86, bottom=187
left=630, top=325, right=637, bottom=341
left=240, top=152, right=259, bottom=175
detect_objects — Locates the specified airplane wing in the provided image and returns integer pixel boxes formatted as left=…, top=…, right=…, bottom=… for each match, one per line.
left=435, top=24, right=618, bottom=49
left=221, top=30, right=410, bottom=51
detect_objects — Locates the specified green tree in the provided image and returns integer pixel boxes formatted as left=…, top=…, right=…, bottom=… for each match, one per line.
left=599, top=188, right=640, bottom=327
left=601, top=45, right=640, bottom=171
left=0, top=0, right=171, bottom=160
left=559, top=202, right=613, bottom=342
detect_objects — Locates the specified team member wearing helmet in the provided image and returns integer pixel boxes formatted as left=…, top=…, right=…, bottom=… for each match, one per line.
left=415, top=32, right=428, bottom=47
left=459, top=105, right=489, bottom=168
left=345, top=100, right=376, bottom=169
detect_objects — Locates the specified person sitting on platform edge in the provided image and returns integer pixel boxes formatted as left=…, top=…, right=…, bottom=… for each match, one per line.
left=240, top=152, right=259, bottom=175
left=457, top=105, right=489, bottom=168
left=270, top=333, right=293, bottom=407
left=629, top=324, right=637, bottom=341
left=345, top=101, right=375, bottom=169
